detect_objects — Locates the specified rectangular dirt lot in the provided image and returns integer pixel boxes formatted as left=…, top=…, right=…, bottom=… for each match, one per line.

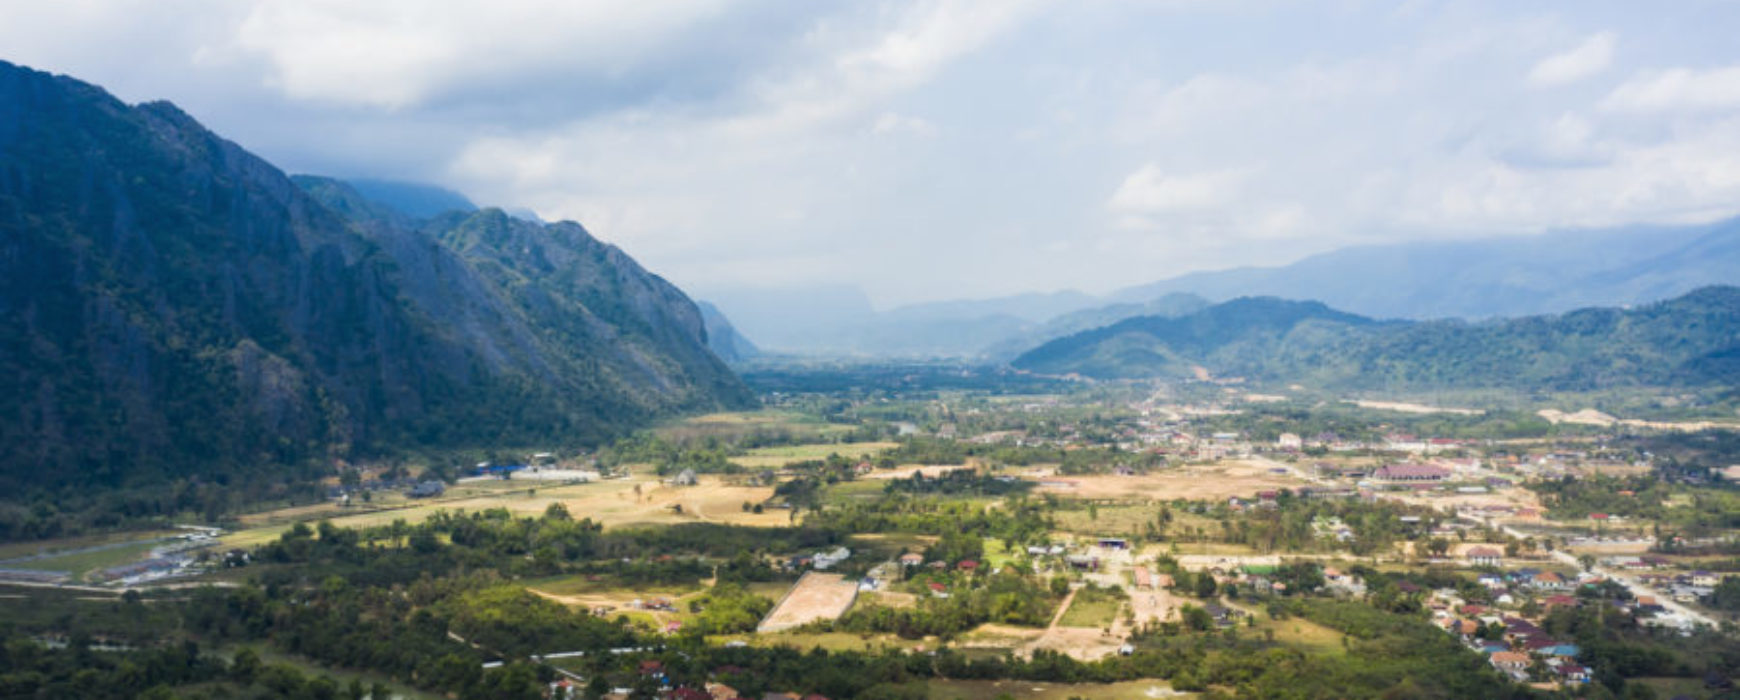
left=757, top=572, right=859, bottom=633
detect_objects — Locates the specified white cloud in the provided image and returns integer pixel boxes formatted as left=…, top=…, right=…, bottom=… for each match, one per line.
left=1107, top=165, right=1248, bottom=214
left=8, top=2, right=1740, bottom=305
left=1527, top=32, right=1615, bottom=87
left=229, top=0, right=733, bottom=108
left=871, top=112, right=938, bottom=137
left=1601, top=64, right=1740, bottom=114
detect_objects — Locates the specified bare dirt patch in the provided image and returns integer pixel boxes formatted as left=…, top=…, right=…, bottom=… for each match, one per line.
left=1538, top=409, right=1740, bottom=432
left=1348, top=400, right=1484, bottom=416
left=758, top=572, right=860, bottom=632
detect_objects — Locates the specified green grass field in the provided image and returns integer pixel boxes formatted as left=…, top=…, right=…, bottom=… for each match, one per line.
left=1057, top=586, right=1125, bottom=628
left=4, top=537, right=169, bottom=581
left=731, top=441, right=898, bottom=468
left=657, top=411, right=860, bottom=442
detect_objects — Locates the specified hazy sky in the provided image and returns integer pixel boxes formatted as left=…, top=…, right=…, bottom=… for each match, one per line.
left=5, top=1, right=1740, bottom=307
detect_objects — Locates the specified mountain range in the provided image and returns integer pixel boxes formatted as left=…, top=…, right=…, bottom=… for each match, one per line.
left=1013, top=286, right=1740, bottom=391
left=705, top=216, right=1740, bottom=360
left=0, top=60, right=751, bottom=492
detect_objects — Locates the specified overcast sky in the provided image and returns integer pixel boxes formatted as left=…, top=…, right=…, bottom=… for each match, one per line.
left=5, top=1, right=1740, bottom=307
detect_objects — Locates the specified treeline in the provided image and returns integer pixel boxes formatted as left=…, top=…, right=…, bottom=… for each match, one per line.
left=883, top=470, right=1032, bottom=497
left=250, top=508, right=825, bottom=588
left=1533, top=475, right=1740, bottom=535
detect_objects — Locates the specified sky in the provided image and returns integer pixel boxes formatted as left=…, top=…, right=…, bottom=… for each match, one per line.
left=4, top=0, right=1740, bottom=308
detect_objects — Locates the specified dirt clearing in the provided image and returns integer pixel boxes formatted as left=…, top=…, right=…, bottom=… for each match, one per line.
left=757, top=572, right=860, bottom=632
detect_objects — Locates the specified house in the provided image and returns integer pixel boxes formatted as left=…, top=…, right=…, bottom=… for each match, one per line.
left=1690, top=571, right=1720, bottom=587
left=1466, top=547, right=1504, bottom=567
left=1097, top=538, right=1129, bottom=550
left=1066, top=555, right=1099, bottom=571
left=898, top=553, right=925, bottom=567
left=639, top=660, right=665, bottom=677
left=1277, top=433, right=1303, bottom=450
left=1524, top=638, right=1579, bottom=658
left=1372, top=463, right=1451, bottom=482
left=671, top=468, right=699, bottom=486
left=812, top=547, right=851, bottom=570
left=1133, top=566, right=1153, bottom=589
left=1531, top=571, right=1568, bottom=590
left=705, top=683, right=741, bottom=700
left=957, top=560, right=980, bottom=573
left=1490, top=651, right=1530, bottom=673
left=1554, top=664, right=1591, bottom=684
left=1541, top=594, right=1578, bottom=609
left=407, top=480, right=446, bottom=498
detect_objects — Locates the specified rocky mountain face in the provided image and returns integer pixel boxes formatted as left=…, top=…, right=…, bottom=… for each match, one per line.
left=0, top=60, right=750, bottom=492
left=696, top=301, right=760, bottom=364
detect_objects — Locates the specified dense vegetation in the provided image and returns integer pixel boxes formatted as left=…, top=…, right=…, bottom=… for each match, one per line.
left=0, top=60, right=751, bottom=538
left=1015, top=287, right=1740, bottom=391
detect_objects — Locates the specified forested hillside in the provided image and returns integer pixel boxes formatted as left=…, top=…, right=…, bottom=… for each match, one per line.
left=1014, top=287, right=1740, bottom=390
left=0, top=61, right=750, bottom=514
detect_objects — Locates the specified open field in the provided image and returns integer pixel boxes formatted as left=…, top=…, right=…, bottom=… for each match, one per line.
left=0, top=529, right=178, bottom=561
left=524, top=574, right=702, bottom=599
left=758, top=572, right=860, bottom=632
left=8, top=539, right=165, bottom=581
left=1255, top=616, right=1347, bottom=655
left=221, top=473, right=795, bottom=550
left=1056, top=587, right=1124, bottom=628
left=656, top=410, right=858, bottom=442
left=1538, top=408, right=1740, bottom=432
left=849, top=532, right=937, bottom=561
left=1032, top=460, right=1307, bottom=502
left=958, top=623, right=1044, bottom=649
left=729, top=441, right=898, bottom=468
left=1347, top=399, right=1484, bottom=416
left=859, top=465, right=975, bottom=481
left=926, top=679, right=1189, bottom=700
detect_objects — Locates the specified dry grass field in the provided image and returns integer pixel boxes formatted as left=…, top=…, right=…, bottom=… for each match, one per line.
left=729, top=441, right=898, bottom=468
left=221, top=474, right=793, bottom=549
left=1030, top=460, right=1307, bottom=502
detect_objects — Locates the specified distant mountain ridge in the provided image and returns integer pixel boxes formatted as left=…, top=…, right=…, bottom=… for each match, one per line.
left=1014, top=286, right=1740, bottom=391
left=1114, top=218, right=1740, bottom=320
left=707, top=216, right=1740, bottom=360
left=0, top=60, right=751, bottom=493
